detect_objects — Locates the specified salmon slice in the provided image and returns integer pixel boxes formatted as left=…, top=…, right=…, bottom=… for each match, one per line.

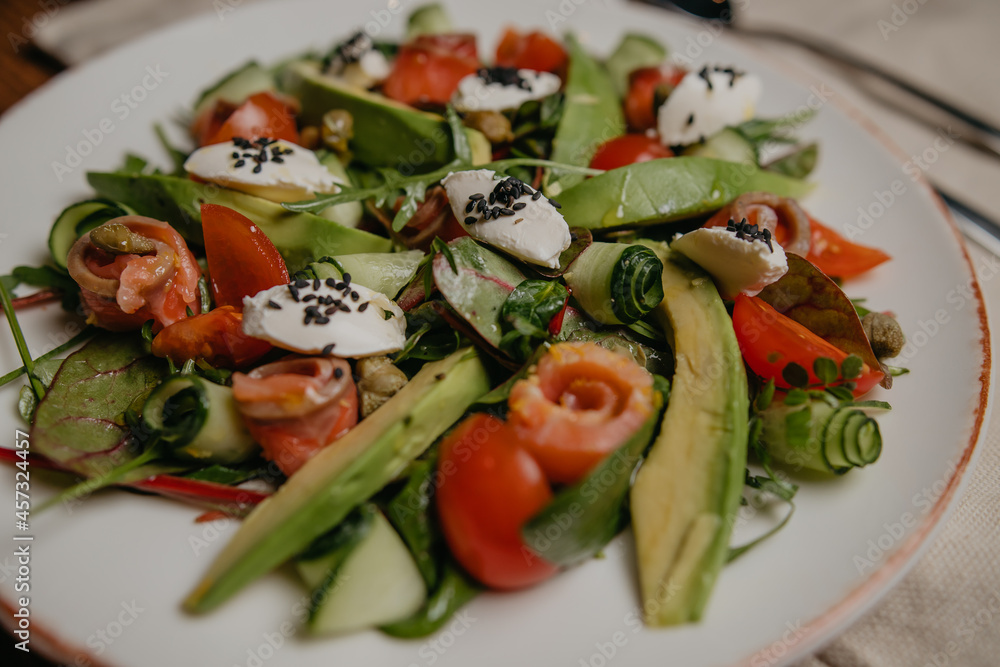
left=507, top=342, right=655, bottom=484
left=68, top=216, right=201, bottom=332
left=232, top=356, right=359, bottom=477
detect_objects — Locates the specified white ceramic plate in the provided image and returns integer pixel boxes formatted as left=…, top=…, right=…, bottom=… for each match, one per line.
left=0, top=1, right=990, bottom=665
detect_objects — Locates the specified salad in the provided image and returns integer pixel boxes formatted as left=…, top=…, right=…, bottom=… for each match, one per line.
left=0, top=1, right=908, bottom=639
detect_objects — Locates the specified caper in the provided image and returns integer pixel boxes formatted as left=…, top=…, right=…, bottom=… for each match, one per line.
left=89, top=222, right=156, bottom=255
left=321, top=109, right=354, bottom=153
left=462, top=111, right=513, bottom=144
left=862, top=311, right=905, bottom=359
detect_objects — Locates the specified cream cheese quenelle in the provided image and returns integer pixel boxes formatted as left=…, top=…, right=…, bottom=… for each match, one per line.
left=452, top=66, right=561, bottom=113
left=184, top=137, right=342, bottom=203
left=657, top=66, right=762, bottom=146
left=242, top=276, right=406, bottom=358
left=670, top=220, right=788, bottom=298
left=441, top=169, right=571, bottom=269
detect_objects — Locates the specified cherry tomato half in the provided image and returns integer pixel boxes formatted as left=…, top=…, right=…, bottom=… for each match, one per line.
left=624, top=66, right=687, bottom=132
left=201, top=203, right=289, bottom=309
left=804, top=217, right=891, bottom=280
left=732, top=294, right=882, bottom=396
left=200, top=92, right=300, bottom=146
left=495, top=28, right=568, bottom=74
left=589, top=134, right=673, bottom=171
left=436, top=413, right=558, bottom=590
left=382, top=34, right=480, bottom=108
left=151, top=305, right=271, bottom=369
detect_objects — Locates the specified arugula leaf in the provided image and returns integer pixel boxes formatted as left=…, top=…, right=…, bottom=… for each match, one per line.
left=281, top=158, right=601, bottom=220
left=0, top=279, right=46, bottom=400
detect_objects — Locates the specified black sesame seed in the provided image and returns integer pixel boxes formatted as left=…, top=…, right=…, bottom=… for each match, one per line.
left=315, top=316, right=330, bottom=324
left=350, top=291, right=359, bottom=301
left=342, top=273, right=351, bottom=285
left=231, top=152, right=240, bottom=159
left=325, top=306, right=338, bottom=315
left=304, top=305, right=320, bottom=314
left=234, top=159, right=246, bottom=168
left=465, top=216, right=477, bottom=224
left=483, top=208, right=492, bottom=221
left=334, top=281, right=346, bottom=290
left=532, top=190, right=542, bottom=200
left=469, top=193, right=484, bottom=200
left=358, top=302, right=369, bottom=312
left=288, top=285, right=300, bottom=301
left=302, top=294, right=317, bottom=302
left=322, top=344, right=336, bottom=355
left=295, top=279, right=308, bottom=289
left=466, top=201, right=476, bottom=213
left=313, top=278, right=320, bottom=290
left=686, top=113, right=695, bottom=126
left=325, top=278, right=336, bottom=287
left=272, top=157, right=284, bottom=164
left=338, top=304, right=351, bottom=312
left=489, top=192, right=496, bottom=205
left=267, top=300, right=281, bottom=309
left=334, top=366, right=344, bottom=379
left=477, top=200, right=486, bottom=213
left=549, top=199, right=562, bottom=209
left=500, top=208, right=514, bottom=216
left=522, top=184, right=534, bottom=195
left=512, top=202, right=526, bottom=211
left=253, top=164, right=262, bottom=174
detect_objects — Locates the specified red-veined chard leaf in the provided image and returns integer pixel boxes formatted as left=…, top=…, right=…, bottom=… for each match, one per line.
left=432, top=237, right=526, bottom=349
left=31, top=332, right=170, bottom=479
left=757, top=253, right=880, bottom=373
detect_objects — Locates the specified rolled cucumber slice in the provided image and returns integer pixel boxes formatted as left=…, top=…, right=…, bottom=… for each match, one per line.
left=306, top=508, right=427, bottom=635
left=142, top=375, right=258, bottom=465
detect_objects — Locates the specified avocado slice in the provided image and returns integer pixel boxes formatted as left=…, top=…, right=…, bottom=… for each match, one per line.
left=184, top=348, right=490, bottom=612
left=629, top=243, right=749, bottom=625
left=86, top=171, right=390, bottom=272
left=278, top=60, right=490, bottom=169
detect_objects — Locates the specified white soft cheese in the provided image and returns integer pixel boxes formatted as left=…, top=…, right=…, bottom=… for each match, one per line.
left=657, top=67, right=762, bottom=146
left=452, top=69, right=562, bottom=113
left=242, top=280, right=406, bottom=358
left=441, top=169, right=571, bottom=268
left=670, top=227, right=787, bottom=298
left=184, top=139, right=342, bottom=203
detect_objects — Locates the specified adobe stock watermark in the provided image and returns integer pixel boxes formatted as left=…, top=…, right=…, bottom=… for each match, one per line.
left=6, top=0, right=69, bottom=54
left=845, top=125, right=959, bottom=241
left=877, top=0, right=930, bottom=40
left=66, top=600, right=145, bottom=667
left=51, top=65, right=170, bottom=183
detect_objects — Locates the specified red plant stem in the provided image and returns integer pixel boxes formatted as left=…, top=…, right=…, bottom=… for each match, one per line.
left=0, top=289, right=62, bottom=311
left=0, top=448, right=269, bottom=511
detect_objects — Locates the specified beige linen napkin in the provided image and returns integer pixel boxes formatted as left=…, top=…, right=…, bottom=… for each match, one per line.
left=32, top=1, right=1000, bottom=665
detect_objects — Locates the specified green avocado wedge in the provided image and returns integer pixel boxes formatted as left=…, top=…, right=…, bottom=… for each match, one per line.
left=629, top=243, right=749, bottom=625
left=86, top=172, right=390, bottom=272
left=184, top=348, right=490, bottom=613
left=556, top=156, right=814, bottom=230
left=280, top=60, right=487, bottom=170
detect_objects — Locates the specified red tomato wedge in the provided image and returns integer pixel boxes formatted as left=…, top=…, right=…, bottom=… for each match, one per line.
left=804, top=217, right=891, bottom=279
left=202, top=92, right=300, bottom=146
left=232, top=357, right=359, bottom=476
left=732, top=294, right=883, bottom=396
left=507, top=342, right=656, bottom=484
left=495, top=28, right=567, bottom=74
left=151, top=306, right=271, bottom=369
left=67, top=216, right=201, bottom=333
left=201, top=203, right=289, bottom=309
left=382, top=34, right=480, bottom=108
left=589, top=134, right=673, bottom=171
left=436, top=413, right=558, bottom=590
left=624, top=66, right=687, bottom=132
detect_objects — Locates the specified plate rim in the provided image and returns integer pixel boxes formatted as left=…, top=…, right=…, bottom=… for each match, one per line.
left=0, top=3, right=991, bottom=666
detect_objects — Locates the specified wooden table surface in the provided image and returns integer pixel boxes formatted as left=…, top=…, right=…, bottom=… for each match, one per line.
left=0, top=0, right=80, bottom=114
